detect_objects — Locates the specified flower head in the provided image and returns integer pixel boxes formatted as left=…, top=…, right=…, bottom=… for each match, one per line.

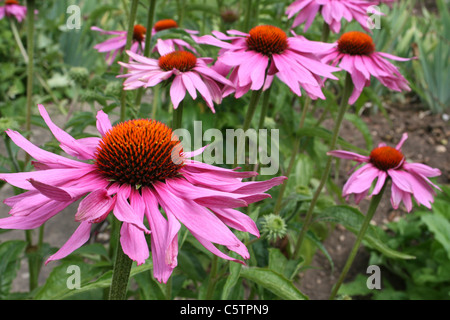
left=261, top=214, right=287, bottom=242
left=91, top=25, right=147, bottom=66
left=0, top=105, right=285, bottom=283
left=321, top=31, right=412, bottom=104
left=286, top=0, right=383, bottom=34
left=196, top=25, right=340, bottom=99
left=118, top=39, right=234, bottom=112
left=0, top=0, right=27, bottom=22
left=328, top=133, right=441, bottom=212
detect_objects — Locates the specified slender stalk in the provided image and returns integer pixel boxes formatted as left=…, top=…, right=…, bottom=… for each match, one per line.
left=135, top=0, right=157, bottom=109
left=273, top=96, right=311, bottom=215
left=10, top=20, right=28, bottom=63
left=119, top=0, right=139, bottom=122
left=25, top=0, right=35, bottom=140
left=172, top=100, right=184, bottom=130
left=321, top=21, right=330, bottom=43
left=257, top=84, right=272, bottom=130
left=25, top=0, right=38, bottom=292
left=293, top=73, right=353, bottom=258
left=242, top=0, right=253, bottom=32
left=151, top=84, right=160, bottom=119
left=243, top=89, right=263, bottom=132
left=250, top=84, right=273, bottom=178
left=329, top=184, right=387, bottom=300
left=109, top=236, right=133, bottom=300
left=205, top=255, right=219, bottom=300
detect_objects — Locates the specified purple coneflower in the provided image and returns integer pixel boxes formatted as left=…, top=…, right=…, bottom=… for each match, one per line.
left=286, top=0, right=382, bottom=33
left=0, top=105, right=285, bottom=283
left=91, top=24, right=147, bottom=66
left=320, top=31, right=412, bottom=104
left=196, top=25, right=340, bottom=99
left=0, top=0, right=27, bottom=22
left=328, top=133, right=441, bottom=212
left=118, top=40, right=234, bottom=112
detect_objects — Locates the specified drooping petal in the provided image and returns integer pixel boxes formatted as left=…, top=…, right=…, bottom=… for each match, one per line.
left=75, top=189, right=115, bottom=222
left=142, top=187, right=180, bottom=283
left=45, top=221, right=92, bottom=264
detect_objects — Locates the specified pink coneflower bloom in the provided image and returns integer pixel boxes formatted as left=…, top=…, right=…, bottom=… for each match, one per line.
left=320, top=31, right=412, bottom=104
left=196, top=25, right=340, bottom=99
left=328, top=133, right=441, bottom=212
left=0, top=0, right=27, bottom=22
left=0, top=105, right=285, bottom=283
left=286, top=0, right=382, bottom=34
left=118, top=40, right=234, bottom=112
left=91, top=24, right=147, bottom=66
left=151, top=19, right=198, bottom=53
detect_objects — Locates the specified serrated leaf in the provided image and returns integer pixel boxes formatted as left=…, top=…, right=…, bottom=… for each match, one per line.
left=240, top=267, right=309, bottom=300
left=0, top=240, right=27, bottom=298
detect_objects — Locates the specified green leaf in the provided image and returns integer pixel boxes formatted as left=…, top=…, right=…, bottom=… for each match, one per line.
left=268, top=248, right=304, bottom=280
left=58, top=262, right=154, bottom=300
left=240, top=267, right=309, bottom=300
left=421, top=214, right=450, bottom=259
left=0, top=240, right=27, bottom=298
left=318, top=205, right=415, bottom=260
left=34, top=261, right=106, bottom=300
left=221, top=262, right=242, bottom=300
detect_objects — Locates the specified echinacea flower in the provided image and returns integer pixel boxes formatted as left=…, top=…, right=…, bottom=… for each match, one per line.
left=0, top=0, right=27, bottom=22
left=196, top=25, right=340, bottom=99
left=91, top=24, right=147, bottom=66
left=320, top=31, right=412, bottom=104
left=286, top=0, right=382, bottom=34
left=0, top=105, right=285, bottom=283
left=328, top=133, right=441, bottom=212
left=118, top=39, right=234, bottom=112
left=151, top=19, right=198, bottom=53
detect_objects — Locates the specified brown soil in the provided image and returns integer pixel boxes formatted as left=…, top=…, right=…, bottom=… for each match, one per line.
left=298, top=99, right=449, bottom=300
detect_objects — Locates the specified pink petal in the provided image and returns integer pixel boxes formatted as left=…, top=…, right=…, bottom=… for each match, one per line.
left=113, top=186, right=151, bottom=234
left=327, top=150, right=370, bottom=163
left=96, top=110, right=113, bottom=136
left=170, top=75, right=186, bottom=109
left=45, top=221, right=92, bottom=264
left=142, top=188, right=180, bottom=283
left=75, top=189, right=115, bottom=222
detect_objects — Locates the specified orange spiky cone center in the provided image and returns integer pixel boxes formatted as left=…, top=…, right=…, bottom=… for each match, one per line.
left=370, top=146, right=404, bottom=171
left=337, top=31, right=375, bottom=56
left=246, top=25, right=288, bottom=56
left=95, top=119, right=184, bottom=187
left=158, top=51, right=197, bottom=72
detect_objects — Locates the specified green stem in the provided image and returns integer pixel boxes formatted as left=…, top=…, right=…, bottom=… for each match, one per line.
left=257, top=84, right=272, bottom=130
left=119, top=0, right=139, bottom=122
left=172, top=100, right=184, bottom=130
left=10, top=20, right=28, bottom=63
left=321, top=21, right=330, bottom=43
left=109, top=233, right=133, bottom=300
left=329, top=184, right=387, bottom=300
left=293, top=73, right=353, bottom=258
left=25, top=0, right=38, bottom=292
left=205, top=255, right=219, bottom=300
left=242, top=0, right=253, bottom=31
left=273, top=96, right=311, bottom=215
left=25, top=0, right=35, bottom=140
left=135, top=0, right=157, bottom=109
left=243, top=89, right=263, bottom=132
left=250, top=84, right=273, bottom=177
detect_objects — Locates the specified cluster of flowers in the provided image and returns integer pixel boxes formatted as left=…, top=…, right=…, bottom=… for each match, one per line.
left=0, top=0, right=441, bottom=284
